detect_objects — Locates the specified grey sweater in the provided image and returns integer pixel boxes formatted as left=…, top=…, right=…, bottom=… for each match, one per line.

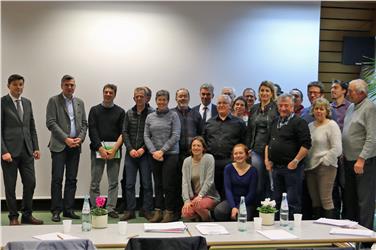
left=144, top=108, right=181, bottom=155
left=342, top=98, right=376, bottom=161
left=181, top=153, right=221, bottom=203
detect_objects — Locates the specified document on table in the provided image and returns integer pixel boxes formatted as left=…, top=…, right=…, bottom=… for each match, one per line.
left=330, top=228, right=374, bottom=237
left=257, top=229, right=298, bottom=240
left=144, top=221, right=187, bottom=233
left=195, top=223, right=229, bottom=235
left=33, top=232, right=80, bottom=240
left=314, top=218, right=358, bottom=228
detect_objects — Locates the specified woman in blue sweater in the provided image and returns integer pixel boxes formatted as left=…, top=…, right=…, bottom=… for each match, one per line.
left=214, top=144, right=258, bottom=221
left=144, top=90, right=181, bottom=223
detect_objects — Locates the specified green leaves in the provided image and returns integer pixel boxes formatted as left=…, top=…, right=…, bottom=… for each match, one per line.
left=91, top=207, right=108, bottom=216
left=362, top=57, right=376, bottom=101
left=257, top=205, right=278, bottom=214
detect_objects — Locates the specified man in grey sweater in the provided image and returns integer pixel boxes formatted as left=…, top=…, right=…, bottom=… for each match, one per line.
left=342, top=79, right=376, bottom=231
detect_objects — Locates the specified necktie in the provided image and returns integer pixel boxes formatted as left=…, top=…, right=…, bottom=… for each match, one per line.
left=16, top=100, right=23, bottom=121
left=203, top=106, right=208, bottom=122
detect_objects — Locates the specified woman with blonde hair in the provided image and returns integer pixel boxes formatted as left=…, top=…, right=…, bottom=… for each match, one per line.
left=246, top=81, right=278, bottom=202
left=305, top=97, right=342, bottom=219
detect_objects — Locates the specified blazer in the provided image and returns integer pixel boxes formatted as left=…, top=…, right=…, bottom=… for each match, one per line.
left=1, top=94, right=39, bottom=157
left=46, top=93, right=87, bottom=153
left=192, top=103, right=218, bottom=120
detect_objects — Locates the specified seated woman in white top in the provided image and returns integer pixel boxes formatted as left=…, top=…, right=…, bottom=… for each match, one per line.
left=181, top=136, right=220, bottom=221
left=305, top=97, right=342, bottom=219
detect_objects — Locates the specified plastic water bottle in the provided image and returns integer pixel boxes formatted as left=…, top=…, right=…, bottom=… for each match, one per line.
left=81, top=194, right=91, bottom=232
left=280, top=192, right=289, bottom=227
left=238, top=196, right=247, bottom=232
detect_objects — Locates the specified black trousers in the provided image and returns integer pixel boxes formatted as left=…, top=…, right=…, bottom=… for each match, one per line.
left=343, top=157, right=376, bottom=230
left=1, top=143, right=35, bottom=219
left=213, top=158, right=231, bottom=201
left=176, top=151, right=189, bottom=212
left=152, top=154, right=179, bottom=211
left=50, top=147, right=80, bottom=213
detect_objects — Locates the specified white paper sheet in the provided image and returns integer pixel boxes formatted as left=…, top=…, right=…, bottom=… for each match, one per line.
left=257, top=229, right=298, bottom=240
left=195, top=223, right=229, bottom=235
left=314, top=218, right=358, bottom=228
left=330, top=228, right=374, bottom=237
left=144, top=221, right=187, bottom=232
left=33, top=232, right=80, bottom=240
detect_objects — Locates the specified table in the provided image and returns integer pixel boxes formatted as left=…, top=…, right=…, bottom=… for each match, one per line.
left=1, top=223, right=190, bottom=248
left=1, top=221, right=375, bottom=249
left=186, top=221, right=376, bottom=248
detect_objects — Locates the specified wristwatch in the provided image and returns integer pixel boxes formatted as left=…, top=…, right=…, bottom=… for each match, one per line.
left=293, top=158, right=299, bottom=164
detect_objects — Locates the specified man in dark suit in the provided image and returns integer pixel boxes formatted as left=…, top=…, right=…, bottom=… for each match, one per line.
left=1, top=74, right=43, bottom=225
left=192, top=83, right=218, bottom=127
left=46, top=75, right=87, bottom=222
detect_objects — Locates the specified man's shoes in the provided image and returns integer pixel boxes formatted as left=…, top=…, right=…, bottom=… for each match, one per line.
left=108, top=211, right=119, bottom=218
left=143, top=211, right=154, bottom=221
left=63, top=211, right=80, bottom=219
left=148, top=209, right=163, bottom=223
left=161, top=210, right=175, bottom=223
left=21, top=215, right=44, bottom=225
left=51, top=212, right=61, bottom=222
left=120, top=211, right=135, bottom=221
left=9, top=217, right=20, bottom=225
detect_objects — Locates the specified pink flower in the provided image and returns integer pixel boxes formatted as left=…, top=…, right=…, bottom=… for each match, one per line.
left=96, top=196, right=106, bottom=208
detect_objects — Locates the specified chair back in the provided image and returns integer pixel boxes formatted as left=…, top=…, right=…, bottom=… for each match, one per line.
left=125, top=236, right=207, bottom=250
left=4, top=239, right=96, bottom=250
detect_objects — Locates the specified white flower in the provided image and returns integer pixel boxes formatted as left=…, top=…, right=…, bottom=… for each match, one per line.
left=261, top=198, right=276, bottom=207
left=270, top=200, right=276, bottom=207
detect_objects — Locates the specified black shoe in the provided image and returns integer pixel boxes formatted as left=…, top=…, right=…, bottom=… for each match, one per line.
left=52, top=212, right=61, bottom=222
left=63, top=211, right=80, bottom=219
left=108, top=211, right=119, bottom=218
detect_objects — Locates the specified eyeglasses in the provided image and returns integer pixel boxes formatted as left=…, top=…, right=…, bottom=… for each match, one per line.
left=244, top=95, right=255, bottom=98
left=308, top=91, right=321, bottom=95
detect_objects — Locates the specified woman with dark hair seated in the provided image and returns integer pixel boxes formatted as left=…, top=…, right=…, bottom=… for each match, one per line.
left=181, top=136, right=220, bottom=221
left=214, top=144, right=258, bottom=221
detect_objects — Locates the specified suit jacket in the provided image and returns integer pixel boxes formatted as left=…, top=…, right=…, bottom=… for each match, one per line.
left=1, top=94, right=39, bottom=157
left=46, top=93, right=87, bottom=153
left=192, top=103, right=218, bottom=120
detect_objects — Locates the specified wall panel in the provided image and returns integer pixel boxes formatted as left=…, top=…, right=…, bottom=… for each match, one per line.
left=319, top=2, right=376, bottom=95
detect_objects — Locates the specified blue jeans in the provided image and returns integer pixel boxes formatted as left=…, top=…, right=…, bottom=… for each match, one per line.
left=89, top=151, right=120, bottom=212
left=125, top=153, right=153, bottom=212
left=272, top=164, right=304, bottom=219
left=251, top=151, right=273, bottom=202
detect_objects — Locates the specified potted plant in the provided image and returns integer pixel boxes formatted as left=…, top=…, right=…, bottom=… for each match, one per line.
left=361, top=57, right=376, bottom=101
left=257, top=198, right=278, bottom=225
left=91, top=196, right=108, bottom=228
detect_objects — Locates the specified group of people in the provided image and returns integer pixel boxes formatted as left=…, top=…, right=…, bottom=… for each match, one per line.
left=2, top=74, right=375, bottom=235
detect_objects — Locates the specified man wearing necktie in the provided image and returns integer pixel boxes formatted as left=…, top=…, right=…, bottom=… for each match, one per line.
left=1, top=74, right=43, bottom=225
left=192, top=83, right=218, bottom=130
left=46, top=75, right=87, bottom=222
